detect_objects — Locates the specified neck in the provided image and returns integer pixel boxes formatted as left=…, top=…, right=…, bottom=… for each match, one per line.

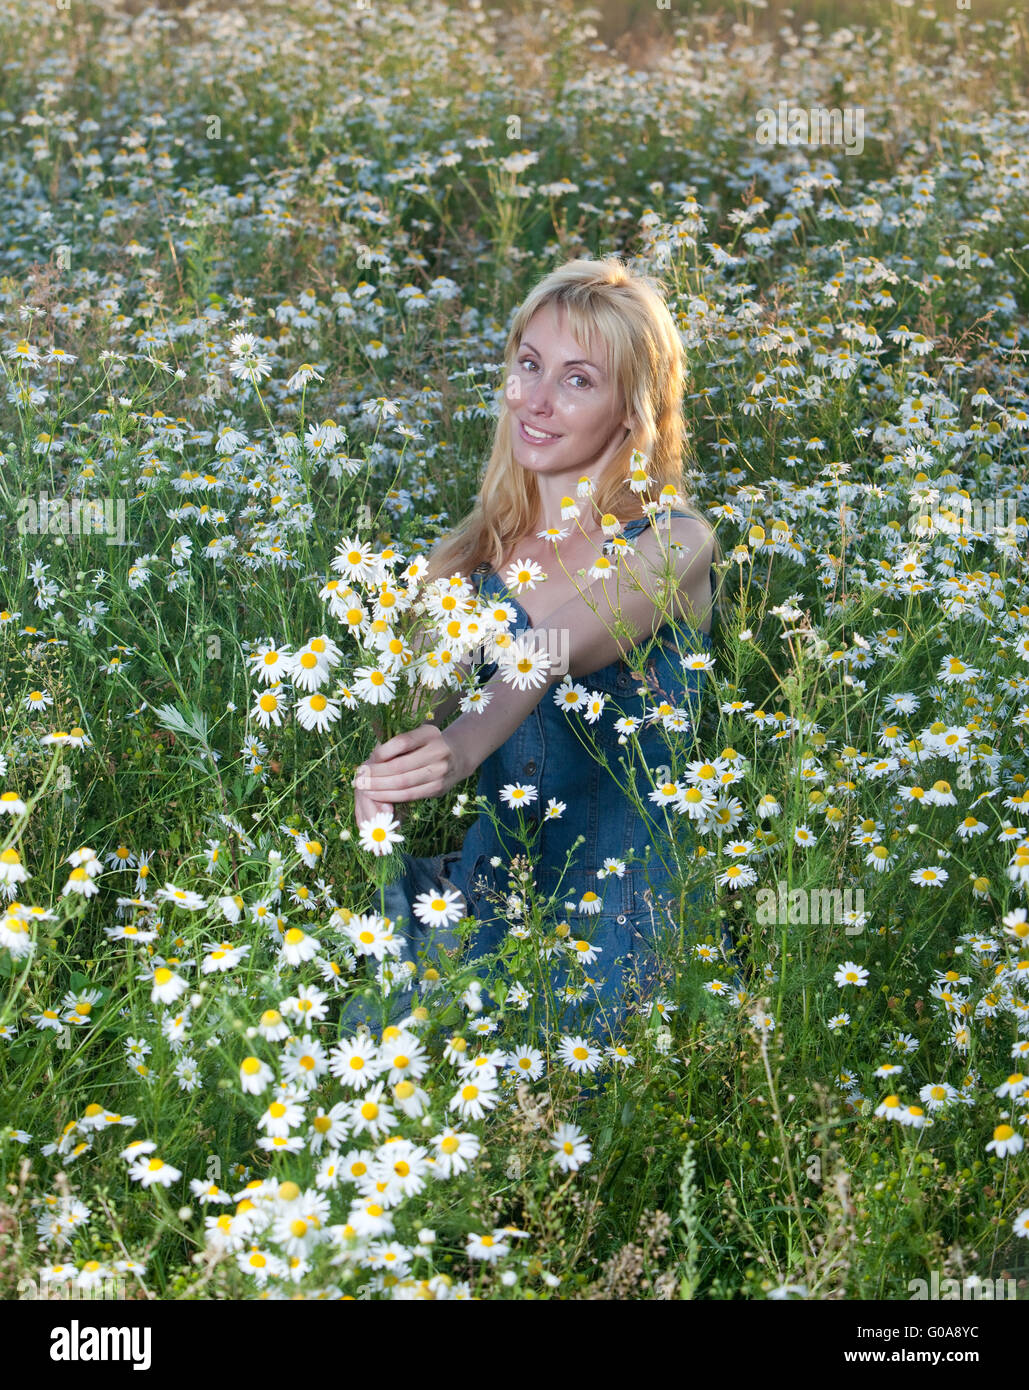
left=533, top=473, right=600, bottom=537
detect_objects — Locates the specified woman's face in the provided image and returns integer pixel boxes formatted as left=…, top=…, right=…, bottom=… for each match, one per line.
left=507, top=302, right=630, bottom=490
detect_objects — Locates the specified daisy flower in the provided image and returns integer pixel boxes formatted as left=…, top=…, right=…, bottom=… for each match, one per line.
left=239, top=1057, right=275, bottom=1095
left=380, top=1034, right=429, bottom=1085
left=258, top=1096, right=305, bottom=1138
left=201, top=941, right=250, bottom=974
left=994, top=1074, right=1029, bottom=1100
left=257, top=1009, right=290, bottom=1043
left=504, top=558, right=545, bottom=593
left=467, top=1230, right=511, bottom=1263
left=550, top=1122, right=592, bottom=1173
left=62, top=866, right=99, bottom=898
left=347, top=1200, right=394, bottom=1241
left=0, top=912, right=34, bottom=959
left=834, top=961, right=869, bottom=988
left=449, top=1075, right=499, bottom=1121
left=898, top=1105, right=926, bottom=1129
left=554, top=678, right=588, bottom=713
left=874, top=1094, right=904, bottom=1122
left=938, top=655, right=981, bottom=685
left=280, top=1036, right=329, bottom=1090
left=499, top=782, right=538, bottom=810
left=329, top=1035, right=382, bottom=1089
left=351, top=665, right=397, bottom=706
left=251, top=643, right=293, bottom=685
left=986, top=1124, right=1023, bottom=1158
left=919, top=1082, right=958, bottom=1111
left=864, top=844, right=894, bottom=873
left=157, top=883, right=208, bottom=911
left=285, top=986, right=330, bottom=1025
left=294, top=692, right=341, bottom=732
left=32, top=1007, right=65, bottom=1032
left=332, top=537, right=376, bottom=582
left=430, top=1127, right=480, bottom=1178
left=348, top=1083, right=396, bottom=1141
left=649, top=780, right=683, bottom=808
left=279, top=926, right=320, bottom=966
left=582, top=691, right=606, bottom=724
left=567, top=937, right=601, bottom=966
left=498, top=639, right=552, bottom=691
left=558, top=1035, right=603, bottom=1074
left=146, top=965, right=188, bottom=1006
left=344, top=913, right=398, bottom=961
left=128, top=1155, right=182, bottom=1188
left=676, top=785, right=718, bottom=820
left=507, top=1046, right=544, bottom=1081
left=251, top=688, right=288, bottom=729
left=412, top=887, right=465, bottom=928
left=357, top=813, right=404, bottom=857
left=910, top=865, right=949, bottom=888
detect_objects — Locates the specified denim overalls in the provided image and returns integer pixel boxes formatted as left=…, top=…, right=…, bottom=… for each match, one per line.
left=355, top=512, right=717, bottom=1035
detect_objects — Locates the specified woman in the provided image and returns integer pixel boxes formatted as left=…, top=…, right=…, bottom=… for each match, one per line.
left=351, top=257, right=722, bottom=1033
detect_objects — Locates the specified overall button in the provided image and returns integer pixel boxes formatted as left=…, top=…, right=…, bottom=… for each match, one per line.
left=523, top=759, right=537, bottom=775
left=616, top=914, right=627, bottom=924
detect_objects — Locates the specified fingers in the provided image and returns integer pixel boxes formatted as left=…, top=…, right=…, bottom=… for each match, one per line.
left=352, top=725, right=456, bottom=810
left=354, top=727, right=444, bottom=789
left=356, top=749, right=442, bottom=787
left=358, top=762, right=451, bottom=799
left=354, top=790, right=391, bottom=824
left=373, top=726, right=437, bottom=762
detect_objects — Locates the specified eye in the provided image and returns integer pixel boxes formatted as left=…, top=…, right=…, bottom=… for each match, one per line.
left=517, top=355, right=538, bottom=371
left=568, top=372, right=592, bottom=389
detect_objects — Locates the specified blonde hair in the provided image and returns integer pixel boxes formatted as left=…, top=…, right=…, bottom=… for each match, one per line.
left=424, top=256, right=720, bottom=611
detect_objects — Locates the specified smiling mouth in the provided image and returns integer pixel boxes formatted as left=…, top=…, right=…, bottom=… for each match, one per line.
left=520, top=421, right=561, bottom=441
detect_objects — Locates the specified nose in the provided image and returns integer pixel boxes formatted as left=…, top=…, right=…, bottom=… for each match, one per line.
left=525, top=372, right=554, bottom=416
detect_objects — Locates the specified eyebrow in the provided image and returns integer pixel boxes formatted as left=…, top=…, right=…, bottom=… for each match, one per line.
left=519, top=340, right=606, bottom=375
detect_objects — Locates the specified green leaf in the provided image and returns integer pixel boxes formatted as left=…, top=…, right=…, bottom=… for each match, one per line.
left=153, top=702, right=211, bottom=749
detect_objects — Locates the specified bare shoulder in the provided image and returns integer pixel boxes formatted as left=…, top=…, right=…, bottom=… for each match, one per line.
left=619, top=514, right=715, bottom=632
left=623, top=513, right=714, bottom=579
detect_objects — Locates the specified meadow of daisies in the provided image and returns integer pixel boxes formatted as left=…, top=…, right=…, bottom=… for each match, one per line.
left=1, top=0, right=1028, bottom=1302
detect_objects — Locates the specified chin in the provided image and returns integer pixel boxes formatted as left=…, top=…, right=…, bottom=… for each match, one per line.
left=513, top=444, right=564, bottom=469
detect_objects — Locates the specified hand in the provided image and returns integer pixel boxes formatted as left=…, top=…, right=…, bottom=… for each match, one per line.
left=352, top=769, right=395, bottom=829
left=352, top=724, right=467, bottom=818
